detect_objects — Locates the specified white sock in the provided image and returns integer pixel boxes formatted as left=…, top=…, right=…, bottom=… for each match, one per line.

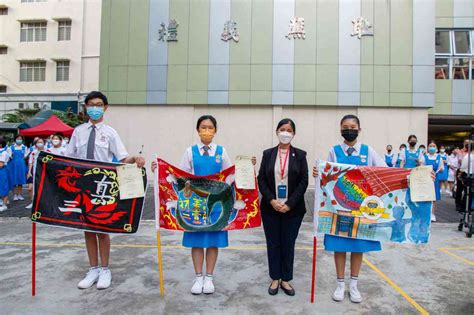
left=205, top=274, right=213, bottom=279
left=195, top=273, right=203, bottom=278
left=337, top=278, right=345, bottom=288
left=350, top=276, right=358, bottom=288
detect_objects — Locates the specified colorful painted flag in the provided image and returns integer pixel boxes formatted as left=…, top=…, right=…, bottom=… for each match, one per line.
left=31, top=151, right=147, bottom=234
left=154, top=158, right=261, bottom=231
left=315, top=161, right=432, bottom=243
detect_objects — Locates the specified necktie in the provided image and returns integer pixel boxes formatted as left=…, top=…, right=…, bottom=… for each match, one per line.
left=86, top=125, right=96, bottom=159
left=347, top=147, right=355, bottom=156
left=203, top=145, right=210, bottom=156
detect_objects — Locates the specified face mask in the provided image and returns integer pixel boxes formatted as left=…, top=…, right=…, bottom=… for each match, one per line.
left=199, top=129, right=215, bottom=143
left=341, top=129, right=358, bottom=142
left=36, top=143, right=44, bottom=150
left=278, top=131, right=294, bottom=144
left=387, top=149, right=392, bottom=153
left=16, top=139, right=23, bottom=145
left=52, top=140, right=61, bottom=146
left=440, top=149, right=445, bottom=153
left=409, top=141, right=417, bottom=147
left=87, top=106, right=104, bottom=121
left=428, top=147, right=436, bottom=154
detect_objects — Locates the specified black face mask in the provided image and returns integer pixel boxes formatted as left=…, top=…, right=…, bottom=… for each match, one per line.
left=341, top=129, right=358, bottom=142
left=387, top=150, right=392, bottom=153
left=409, top=141, right=417, bottom=147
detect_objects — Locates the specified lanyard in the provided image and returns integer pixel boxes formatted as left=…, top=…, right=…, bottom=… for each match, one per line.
left=279, top=146, right=290, bottom=179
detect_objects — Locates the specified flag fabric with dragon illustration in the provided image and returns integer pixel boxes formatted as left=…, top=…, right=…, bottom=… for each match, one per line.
left=316, top=161, right=432, bottom=244
left=155, top=158, right=261, bottom=232
left=31, top=151, right=146, bottom=234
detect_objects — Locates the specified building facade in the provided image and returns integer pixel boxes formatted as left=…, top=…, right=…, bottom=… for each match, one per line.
left=98, top=0, right=473, bottom=176
left=0, top=0, right=101, bottom=120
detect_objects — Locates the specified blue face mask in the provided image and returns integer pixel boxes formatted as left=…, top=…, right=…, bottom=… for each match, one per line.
left=86, top=106, right=104, bottom=121
left=16, top=139, right=23, bottom=145
left=428, top=147, right=437, bottom=154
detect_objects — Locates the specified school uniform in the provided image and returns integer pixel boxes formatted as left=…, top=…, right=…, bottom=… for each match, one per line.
left=65, top=122, right=129, bottom=163
left=438, top=153, right=449, bottom=182
left=7, top=144, right=28, bottom=186
left=179, top=142, right=232, bottom=248
left=0, top=149, right=10, bottom=198
left=400, top=148, right=425, bottom=169
left=27, top=149, right=41, bottom=184
left=258, top=145, right=308, bottom=281
left=447, top=154, right=459, bottom=182
left=384, top=153, right=394, bottom=167
left=47, top=146, right=66, bottom=156
left=393, top=152, right=403, bottom=168
left=424, top=154, right=443, bottom=201
left=325, top=142, right=386, bottom=253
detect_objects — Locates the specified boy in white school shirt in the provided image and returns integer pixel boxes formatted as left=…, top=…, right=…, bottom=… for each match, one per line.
left=66, top=91, right=145, bottom=290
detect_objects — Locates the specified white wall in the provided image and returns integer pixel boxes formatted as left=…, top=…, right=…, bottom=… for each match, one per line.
left=105, top=105, right=429, bottom=185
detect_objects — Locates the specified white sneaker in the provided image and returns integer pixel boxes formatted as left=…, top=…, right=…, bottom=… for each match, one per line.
left=13, top=195, right=18, bottom=201
left=332, top=283, right=345, bottom=302
left=17, top=195, right=25, bottom=201
left=77, top=267, right=100, bottom=289
left=97, top=268, right=112, bottom=290
left=203, top=275, right=215, bottom=294
left=25, top=203, right=33, bottom=209
left=0, top=205, right=7, bottom=212
left=349, top=285, right=362, bottom=303
left=191, top=275, right=204, bottom=295
left=431, top=214, right=437, bottom=222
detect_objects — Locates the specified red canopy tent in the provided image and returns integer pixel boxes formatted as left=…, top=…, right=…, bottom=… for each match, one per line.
left=19, top=115, right=74, bottom=138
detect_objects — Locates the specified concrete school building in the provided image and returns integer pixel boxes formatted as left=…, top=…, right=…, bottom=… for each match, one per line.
left=0, top=0, right=101, bottom=120
left=98, top=0, right=474, bottom=175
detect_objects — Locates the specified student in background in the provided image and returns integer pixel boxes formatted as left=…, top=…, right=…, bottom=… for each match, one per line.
left=384, top=145, right=394, bottom=167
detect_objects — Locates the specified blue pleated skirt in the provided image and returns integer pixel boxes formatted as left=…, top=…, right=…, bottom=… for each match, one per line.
left=324, top=234, right=381, bottom=253
left=182, top=231, right=228, bottom=248
left=0, top=167, right=9, bottom=197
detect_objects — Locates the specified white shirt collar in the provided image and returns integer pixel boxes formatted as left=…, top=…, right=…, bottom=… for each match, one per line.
left=198, top=142, right=214, bottom=150
left=87, top=121, right=104, bottom=130
left=340, top=142, right=361, bottom=153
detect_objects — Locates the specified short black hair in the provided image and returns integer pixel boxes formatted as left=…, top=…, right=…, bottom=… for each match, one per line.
left=196, top=115, right=217, bottom=131
left=0, top=137, right=6, bottom=148
left=340, top=114, right=360, bottom=128
left=419, top=144, right=426, bottom=149
left=400, top=143, right=407, bottom=149
left=387, top=144, right=393, bottom=149
left=276, top=118, right=296, bottom=133
left=407, top=134, right=417, bottom=141
left=52, top=133, right=64, bottom=140
left=15, top=135, right=24, bottom=141
left=84, top=91, right=108, bottom=106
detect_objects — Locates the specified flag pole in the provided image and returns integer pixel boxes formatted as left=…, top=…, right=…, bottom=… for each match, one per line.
left=156, top=230, right=164, bottom=297
left=32, top=222, right=36, bottom=297
left=154, top=156, right=164, bottom=297
left=310, top=236, right=317, bottom=303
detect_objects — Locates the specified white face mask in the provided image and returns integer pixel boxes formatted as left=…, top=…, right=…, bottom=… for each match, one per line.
left=278, top=131, right=294, bottom=144
left=52, top=140, right=61, bottom=146
left=36, top=143, right=44, bottom=150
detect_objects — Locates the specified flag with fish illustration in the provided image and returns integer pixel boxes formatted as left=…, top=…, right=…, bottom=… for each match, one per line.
left=315, top=161, right=432, bottom=243
left=154, top=158, right=261, bottom=231
left=31, top=151, right=146, bottom=234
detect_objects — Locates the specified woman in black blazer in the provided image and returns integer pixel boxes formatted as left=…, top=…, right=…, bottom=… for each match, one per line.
left=257, top=118, right=309, bottom=296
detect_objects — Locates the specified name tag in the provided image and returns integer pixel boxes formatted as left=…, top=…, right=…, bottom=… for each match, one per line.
left=277, top=184, right=287, bottom=200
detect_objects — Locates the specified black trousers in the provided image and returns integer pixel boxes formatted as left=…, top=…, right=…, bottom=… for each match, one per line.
left=456, top=171, right=466, bottom=211
left=262, top=211, right=304, bottom=282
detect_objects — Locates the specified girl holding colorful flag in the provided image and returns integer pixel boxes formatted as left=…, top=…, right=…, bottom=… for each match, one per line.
left=313, top=114, right=386, bottom=303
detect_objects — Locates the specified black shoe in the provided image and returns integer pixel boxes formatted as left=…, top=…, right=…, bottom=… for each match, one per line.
left=280, top=283, right=295, bottom=296
left=268, top=282, right=279, bottom=295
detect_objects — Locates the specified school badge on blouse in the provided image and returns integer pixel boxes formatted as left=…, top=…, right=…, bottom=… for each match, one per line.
left=215, top=154, right=222, bottom=163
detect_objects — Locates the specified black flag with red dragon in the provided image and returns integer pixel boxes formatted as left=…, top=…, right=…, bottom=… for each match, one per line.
left=31, top=151, right=146, bottom=234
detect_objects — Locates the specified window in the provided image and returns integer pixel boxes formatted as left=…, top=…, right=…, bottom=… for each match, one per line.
left=0, top=85, right=6, bottom=93
left=20, top=61, right=46, bottom=82
left=0, top=8, right=8, bottom=15
left=20, top=22, right=47, bottom=42
left=33, top=103, right=39, bottom=109
left=18, top=103, right=24, bottom=109
left=435, top=29, right=474, bottom=80
left=58, top=20, right=71, bottom=41
left=0, top=47, right=7, bottom=54
left=56, top=60, right=70, bottom=81
left=21, top=0, right=47, bottom=3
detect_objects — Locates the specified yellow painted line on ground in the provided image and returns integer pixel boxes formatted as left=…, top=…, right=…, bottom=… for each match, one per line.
left=363, top=258, right=429, bottom=315
left=438, top=246, right=474, bottom=251
left=438, top=248, right=474, bottom=267
left=0, top=241, right=322, bottom=251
